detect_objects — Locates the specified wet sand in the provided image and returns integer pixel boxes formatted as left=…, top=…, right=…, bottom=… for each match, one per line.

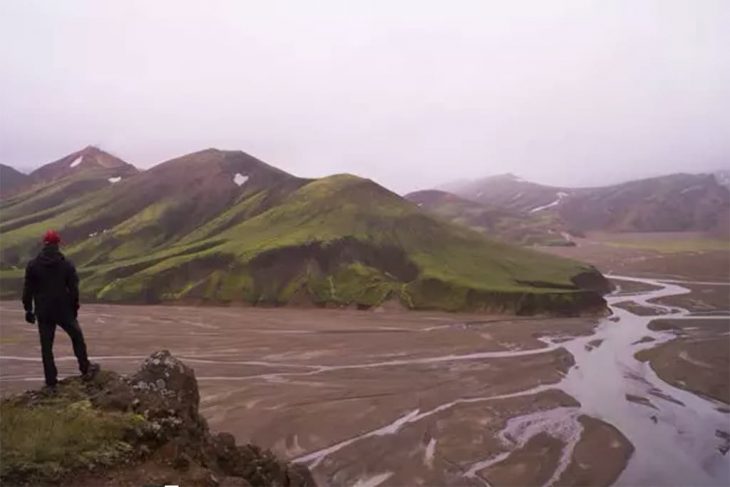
left=0, top=303, right=626, bottom=485
left=652, top=283, right=730, bottom=313
left=1, top=273, right=729, bottom=486
left=635, top=318, right=730, bottom=404
left=612, top=300, right=671, bottom=316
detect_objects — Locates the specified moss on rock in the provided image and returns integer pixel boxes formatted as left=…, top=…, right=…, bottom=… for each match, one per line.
left=0, top=352, right=315, bottom=487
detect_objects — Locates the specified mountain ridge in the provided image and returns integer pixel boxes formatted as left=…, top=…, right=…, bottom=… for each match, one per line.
left=405, top=189, right=572, bottom=246
left=28, top=145, right=138, bottom=185
left=0, top=147, right=141, bottom=224
left=425, top=172, right=729, bottom=235
left=0, top=148, right=609, bottom=316
left=0, top=164, right=30, bottom=196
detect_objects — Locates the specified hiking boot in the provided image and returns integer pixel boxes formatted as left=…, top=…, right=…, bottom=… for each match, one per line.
left=42, top=383, right=58, bottom=395
left=82, top=362, right=100, bottom=381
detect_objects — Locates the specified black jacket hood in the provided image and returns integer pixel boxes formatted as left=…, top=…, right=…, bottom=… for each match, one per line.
left=37, top=244, right=66, bottom=267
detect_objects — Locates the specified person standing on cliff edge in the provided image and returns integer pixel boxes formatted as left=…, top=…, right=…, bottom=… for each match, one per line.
left=22, top=230, right=99, bottom=390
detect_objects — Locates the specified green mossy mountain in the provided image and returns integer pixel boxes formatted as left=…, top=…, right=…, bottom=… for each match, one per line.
left=0, top=148, right=609, bottom=315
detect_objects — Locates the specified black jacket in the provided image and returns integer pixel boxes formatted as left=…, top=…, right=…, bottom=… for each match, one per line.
left=22, top=245, right=80, bottom=323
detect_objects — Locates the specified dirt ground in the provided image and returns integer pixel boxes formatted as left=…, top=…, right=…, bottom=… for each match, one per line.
left=652, top=283, right=730, bottom=313
left=612, top=279, right=663, bottom=295
left=635, top=318, right=730, bottom=404
left=540, top=232, right=729, bottom=282
left=0, top=303, right=630, bottom=486
left=612, top=300, right=670, bottom=316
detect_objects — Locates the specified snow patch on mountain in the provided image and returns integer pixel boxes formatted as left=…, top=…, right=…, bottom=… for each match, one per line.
left=108, top=177, right=122, bottom=184
left=69, top=156, right=83, bottom=168
left=529, top=192, right=568, bottom=213
left=679, top=185, right=702, bottom=195
left=233, top=173, right=248, bottom=186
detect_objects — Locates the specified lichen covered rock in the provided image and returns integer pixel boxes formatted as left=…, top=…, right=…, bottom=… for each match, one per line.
left=0, top=351, right=316, bottom=487
left=131, top=350, right=200, bottom=421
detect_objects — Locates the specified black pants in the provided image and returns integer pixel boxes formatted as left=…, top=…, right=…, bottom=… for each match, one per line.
left=37, top=319, right=90, bottom=386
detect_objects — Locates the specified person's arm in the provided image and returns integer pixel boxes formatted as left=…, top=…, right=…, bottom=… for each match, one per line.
left=67, top=262, right=80, bottom=317
left=22, top=262, right=34, bottom=312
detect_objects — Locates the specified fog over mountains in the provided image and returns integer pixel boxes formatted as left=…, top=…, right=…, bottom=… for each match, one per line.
left=2, top=1, right=728, bottom=193
left=423, top=172, right=730, bottom=236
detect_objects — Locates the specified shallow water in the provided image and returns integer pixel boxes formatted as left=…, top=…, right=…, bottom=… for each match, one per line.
left=289, top=275, right=730, bottom=485
left=1, top=276, right=728, bottom=485
left=558, top=276, right=730, bottom=486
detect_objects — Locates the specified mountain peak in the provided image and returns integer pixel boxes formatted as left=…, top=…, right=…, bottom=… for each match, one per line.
left=29, top=147, right=137, bottom=183
left=505, top=173, right=526, bottom=181
left=146, top=149, right=298, bottom=189
left=78, top=145, right=107, bottom=158
left=485, top=173, right=529, bottom=183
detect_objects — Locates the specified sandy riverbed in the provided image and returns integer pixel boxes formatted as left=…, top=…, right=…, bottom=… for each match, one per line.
left=1, top=274, right=728, bottom=486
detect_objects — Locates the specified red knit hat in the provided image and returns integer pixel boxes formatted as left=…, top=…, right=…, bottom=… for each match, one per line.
left=43, top=230, right=61, bottom=245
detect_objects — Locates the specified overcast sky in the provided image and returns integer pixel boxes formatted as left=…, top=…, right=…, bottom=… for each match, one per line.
left=1, top=0, right=728, bottom=193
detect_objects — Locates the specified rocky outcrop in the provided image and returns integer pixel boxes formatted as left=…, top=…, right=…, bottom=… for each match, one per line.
left=0, top=351, right=315, bottom=487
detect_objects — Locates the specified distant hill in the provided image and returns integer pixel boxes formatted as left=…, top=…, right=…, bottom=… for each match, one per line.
left=560, top=173, right=729, bottom=233
left=439, top=173, right=730, bottom=234
left=441, top=174, right=570, bottom=214
left=28, top=146, right=137, bottom=185
left=1, top=148, right=306, bottom=267
left=0, top=147, right=140, bottom=223
left=0, top=164, right=30, bottom=196
left=0, top=148, right=608, bottom=315
left=405, top=189, right=572, bottom=246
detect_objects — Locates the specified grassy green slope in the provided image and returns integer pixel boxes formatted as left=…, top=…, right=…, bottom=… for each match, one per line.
left=0, top=174, right=609, bottom=315
left=1, top=151, right=609, bottom=315
left=0, top=149, right=306, bottom=268
left=1, top=147, right=138, bottom=223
